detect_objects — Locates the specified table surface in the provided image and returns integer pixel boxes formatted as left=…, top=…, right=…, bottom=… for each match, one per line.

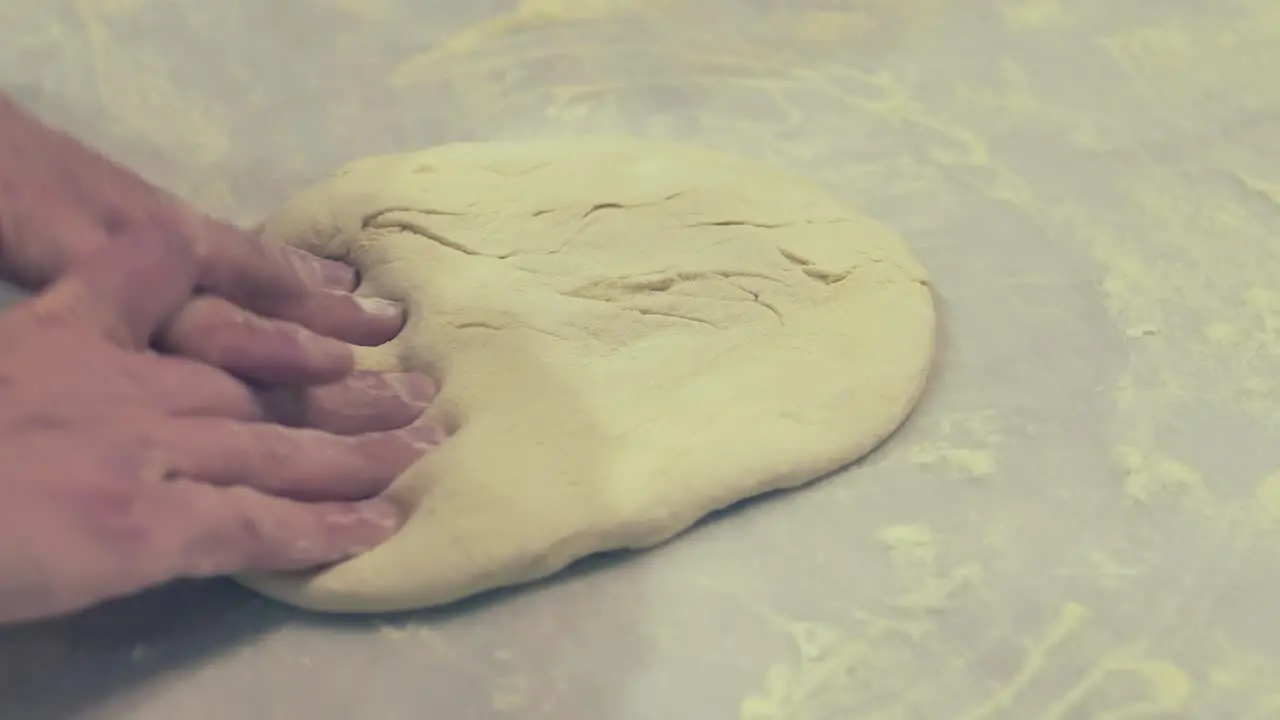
left=3, top=0, right=1280, bottom=717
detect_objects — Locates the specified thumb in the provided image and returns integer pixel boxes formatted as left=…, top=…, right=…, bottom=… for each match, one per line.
left=28, top=219, right=198, bottom=347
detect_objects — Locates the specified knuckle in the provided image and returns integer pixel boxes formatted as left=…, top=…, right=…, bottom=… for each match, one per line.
left=180, top=488, right=265, bottom=575
left=61, top=470, right=152, bottom=550
left=103, top=429, right=169, bottom=481
left=218, top=489, right=271, bottom=559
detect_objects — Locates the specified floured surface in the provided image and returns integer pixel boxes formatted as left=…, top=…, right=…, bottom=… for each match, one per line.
left=9, top=2, right=1280, bottom=718
left=244, top=136, right=935, bottom=612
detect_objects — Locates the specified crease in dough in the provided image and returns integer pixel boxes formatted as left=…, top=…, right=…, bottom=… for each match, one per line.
left=242, top=136, right=936, bottom=613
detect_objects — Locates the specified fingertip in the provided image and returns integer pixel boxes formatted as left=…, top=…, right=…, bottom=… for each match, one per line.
left=295, top=327, right=357, bottom=380
left=353, top=295, right=404, bottom=319
left=305, top=291, right=405, bottom=347
left=358, top=498, right=404, bottom=532
left=257, top=370, right=435, bottom=435
left=316, top=258, right=358, bottom=292
left=386, top=372, right=437, bottom=413
left=253, top=320, right=357, bottom=385
left=406, top=418, right=448, bottom=448
left=281, top=246, right=357, bottom=293
left=328, top=499, right=403, bottom=556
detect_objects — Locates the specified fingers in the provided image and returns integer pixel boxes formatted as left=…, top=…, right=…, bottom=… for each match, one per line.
left=131, top=354, right=437, bottom=433
left=157, top=417, right=443, bottom=502
left=159, top=295, right=354, bottom=385
left=192, top=219, right=406, bottom=346
left=258, top=370, right=437, bottom=434
left=33, top=220, right=197, bottom=348
left=283, top=291, right=409, bottom=348
left=191, top=225, right=406, bottom=346
left=0, top=98, right=387, bottom=347
left=146, top=358, right=438, bottom=435
left=132, top=353, right=265, bottom=420
left=138, top=481, right=404, bottom=578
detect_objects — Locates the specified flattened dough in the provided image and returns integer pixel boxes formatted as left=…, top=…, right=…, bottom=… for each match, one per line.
left=244, top=136, right=935, bottom=613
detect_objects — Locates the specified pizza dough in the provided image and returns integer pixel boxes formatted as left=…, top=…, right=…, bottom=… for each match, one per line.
left=242, top=136, right=936, bottom=613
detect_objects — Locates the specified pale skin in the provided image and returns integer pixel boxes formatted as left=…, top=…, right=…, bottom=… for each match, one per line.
left=0, top=97, right=438, bottom=624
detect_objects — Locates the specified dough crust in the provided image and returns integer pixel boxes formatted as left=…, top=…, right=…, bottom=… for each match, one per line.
left=243, top=137, right=935, bottom=612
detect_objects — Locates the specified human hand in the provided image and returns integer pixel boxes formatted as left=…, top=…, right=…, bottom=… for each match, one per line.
left=0, top=225, right=440, bottom=625
left=0, top=95, right=400, bottom=385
